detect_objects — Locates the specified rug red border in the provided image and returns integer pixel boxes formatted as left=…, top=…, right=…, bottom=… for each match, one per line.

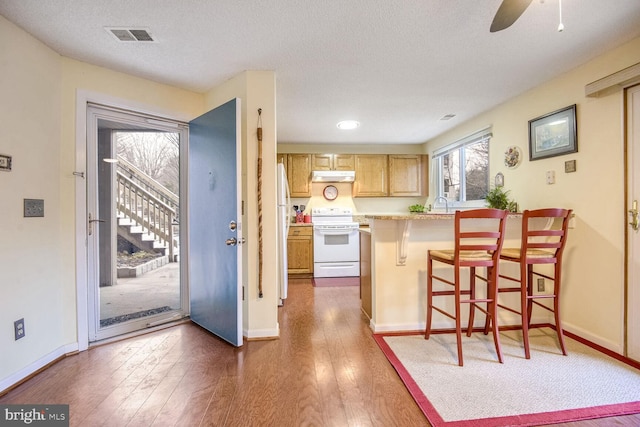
left=373, top=331, right=640, bottom=427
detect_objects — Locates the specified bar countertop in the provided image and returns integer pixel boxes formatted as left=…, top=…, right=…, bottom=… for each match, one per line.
left=364, top=212, right=523, bottom=221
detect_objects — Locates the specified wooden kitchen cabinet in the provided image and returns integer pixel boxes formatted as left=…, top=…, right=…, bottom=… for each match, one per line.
left=311, top=154, right=355, bottom=171
left=353, top=154, right=388, bottom=197
left=281, top=153, right=312, bottom=197
left=287, top=226, right=314, bottom=276
left=389, top=154, right=429, bottom=197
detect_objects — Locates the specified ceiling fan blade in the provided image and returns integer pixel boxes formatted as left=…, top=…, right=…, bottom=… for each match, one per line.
left=490, top=0, right=534, bottom=32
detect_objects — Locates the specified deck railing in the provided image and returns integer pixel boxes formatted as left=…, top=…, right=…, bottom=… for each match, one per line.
left=116, top=157, right=179, bottom=260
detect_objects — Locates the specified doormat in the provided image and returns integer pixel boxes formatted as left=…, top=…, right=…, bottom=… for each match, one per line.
left=100, top=306, right=173, bottom=327
left=312, top=277, right=360, bottom=287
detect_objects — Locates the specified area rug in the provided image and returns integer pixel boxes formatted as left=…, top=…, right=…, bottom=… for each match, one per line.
left=312, top=277, right=360, bottom=287
left=374, top=328, right=640, bottom=426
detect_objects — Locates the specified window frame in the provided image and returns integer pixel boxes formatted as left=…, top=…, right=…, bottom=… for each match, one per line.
left=432, top=128, right=491, bottom=209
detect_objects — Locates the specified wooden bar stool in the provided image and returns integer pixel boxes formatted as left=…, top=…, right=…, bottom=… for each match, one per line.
left=425, top=208, right=508, bottom=366
left=495, top=208, right=572, bottom=359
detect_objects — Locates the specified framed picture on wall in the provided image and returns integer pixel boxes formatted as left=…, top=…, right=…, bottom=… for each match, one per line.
left=528, top=104, right=577, bottom=161
left=0, top=154, right=12, bottom=171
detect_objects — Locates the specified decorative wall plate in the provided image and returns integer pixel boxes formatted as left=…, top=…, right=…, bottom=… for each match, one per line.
left=504, top=146, right=522, bottom=168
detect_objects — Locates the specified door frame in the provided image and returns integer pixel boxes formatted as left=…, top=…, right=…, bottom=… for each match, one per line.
left=75, top=90, right=192, bottom=350
left=626, top=84, right=640, bottom=360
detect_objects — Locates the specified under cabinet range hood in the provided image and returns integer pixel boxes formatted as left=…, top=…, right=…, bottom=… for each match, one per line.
left=311, top=170, right=356, bottom=183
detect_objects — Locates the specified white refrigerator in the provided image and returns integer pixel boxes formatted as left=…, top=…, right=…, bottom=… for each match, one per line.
left=277, top=162, right=291, bottom=305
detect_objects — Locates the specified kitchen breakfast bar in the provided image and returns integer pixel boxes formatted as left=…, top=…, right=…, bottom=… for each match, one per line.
left=360, top=212, right=532, bottom=333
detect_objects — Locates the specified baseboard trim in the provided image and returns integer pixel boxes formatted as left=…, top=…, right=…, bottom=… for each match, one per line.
left=0, top=343, right=78, bottom=397
left=244, top=326, right=279, bottom=340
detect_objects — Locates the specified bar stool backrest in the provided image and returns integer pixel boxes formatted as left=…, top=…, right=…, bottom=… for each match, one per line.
left=520, top=208, right=572, bottom=264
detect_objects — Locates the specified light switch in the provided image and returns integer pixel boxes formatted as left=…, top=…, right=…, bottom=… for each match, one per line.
left=546, top=171, right=556, bottom=185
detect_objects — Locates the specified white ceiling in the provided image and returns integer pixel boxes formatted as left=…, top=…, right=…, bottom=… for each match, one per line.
left=2, top=1, right=640, bottom=145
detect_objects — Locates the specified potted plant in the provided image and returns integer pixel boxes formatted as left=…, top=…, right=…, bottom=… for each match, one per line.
left=485, top=186, right=517, bottom=211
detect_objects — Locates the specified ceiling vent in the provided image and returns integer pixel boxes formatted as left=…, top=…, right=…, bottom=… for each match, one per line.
left=440, top=114, right=456, bottom=121
left=105, top=27, right=155, bottom=42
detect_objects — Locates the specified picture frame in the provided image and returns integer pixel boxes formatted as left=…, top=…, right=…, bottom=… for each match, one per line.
left=0, top=154, right=12, bottom=171
left=528, top=104, right=577, bottom=161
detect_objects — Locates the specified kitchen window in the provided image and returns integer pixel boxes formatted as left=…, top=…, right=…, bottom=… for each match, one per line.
left=433, top=128, right=491, bottom=206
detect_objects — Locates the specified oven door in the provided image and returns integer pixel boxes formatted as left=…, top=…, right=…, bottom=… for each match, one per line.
left=313, top=224, right=360, bottom=263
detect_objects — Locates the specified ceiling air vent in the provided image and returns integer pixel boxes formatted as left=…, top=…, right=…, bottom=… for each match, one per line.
left=105, top=27, right=155, bottom=42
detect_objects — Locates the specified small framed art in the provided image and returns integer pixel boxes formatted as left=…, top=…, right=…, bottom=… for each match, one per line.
left=0, top=154, right=12, bottom=171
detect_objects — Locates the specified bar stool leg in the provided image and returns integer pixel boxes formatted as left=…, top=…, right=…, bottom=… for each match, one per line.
left=455, top=267, right=463, bottom=366
left=553, top=264, right=568, bottom=356
left=467, top=267, right=476, bottom=337
left=488, top=265, right=503, bottom=363
left=425, top=255, right=433, bottom=340
left=521, top=263, right=531, bottom=359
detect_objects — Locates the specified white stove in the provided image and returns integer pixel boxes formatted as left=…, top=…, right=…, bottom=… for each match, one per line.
left=311, top=207, right=360, bottom=278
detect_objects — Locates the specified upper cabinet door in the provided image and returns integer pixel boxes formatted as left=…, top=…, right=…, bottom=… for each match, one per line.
left=287, top=153, right=312, bottom=197
left=353, top=154, right=388, bottom=197
left=332, top=154, right=355, bottom=170
left=311, top=154, right=355, bottom=171
left=389, top=154, right=429, bottom=197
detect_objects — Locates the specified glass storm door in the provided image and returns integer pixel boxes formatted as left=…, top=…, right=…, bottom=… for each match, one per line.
left=86, top=105, right=188, bottom=342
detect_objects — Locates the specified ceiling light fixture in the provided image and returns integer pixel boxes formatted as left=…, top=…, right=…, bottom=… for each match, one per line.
left=336, top=120, right=360, bottom=130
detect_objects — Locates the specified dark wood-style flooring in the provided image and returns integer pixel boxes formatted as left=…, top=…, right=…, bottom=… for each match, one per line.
left=1, top=278, right=639, bottom=426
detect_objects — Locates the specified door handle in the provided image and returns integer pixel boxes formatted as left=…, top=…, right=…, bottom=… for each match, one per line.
left=225, top=237, right=245, bottom=246
left=629, top=200, right=639, bottom=232
left=88, top=213, right=105, bottom=236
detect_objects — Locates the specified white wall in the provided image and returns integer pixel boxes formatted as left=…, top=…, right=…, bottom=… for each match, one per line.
left=425, top=36, right=640, bottom=352
left=0, top=15, right=65, bottom=386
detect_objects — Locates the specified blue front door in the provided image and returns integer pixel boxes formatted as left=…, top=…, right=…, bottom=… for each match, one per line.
left=188, top=98, right=242, bottom=346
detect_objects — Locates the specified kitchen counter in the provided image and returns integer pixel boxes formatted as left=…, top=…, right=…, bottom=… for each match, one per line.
left=290, top=222, right=313, bottom=227
left=363, top=213, right=528, bottom=334
left=365, top=212, right=522, bottom=220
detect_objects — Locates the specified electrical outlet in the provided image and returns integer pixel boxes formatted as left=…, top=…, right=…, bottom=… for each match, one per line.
left=537, top=278, right=545, bottom=292
left=14, top=318, right=25, bottom=340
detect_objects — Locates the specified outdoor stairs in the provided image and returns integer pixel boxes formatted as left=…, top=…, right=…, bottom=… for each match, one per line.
left=117, top=213, right=168, bottom=256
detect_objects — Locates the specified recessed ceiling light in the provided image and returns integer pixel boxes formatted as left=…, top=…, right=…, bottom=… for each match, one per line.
left=337, top=120, right=360, bottom=130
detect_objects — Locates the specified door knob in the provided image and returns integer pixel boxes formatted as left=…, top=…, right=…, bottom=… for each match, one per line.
left=225, top=237, right=237, bottom=246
